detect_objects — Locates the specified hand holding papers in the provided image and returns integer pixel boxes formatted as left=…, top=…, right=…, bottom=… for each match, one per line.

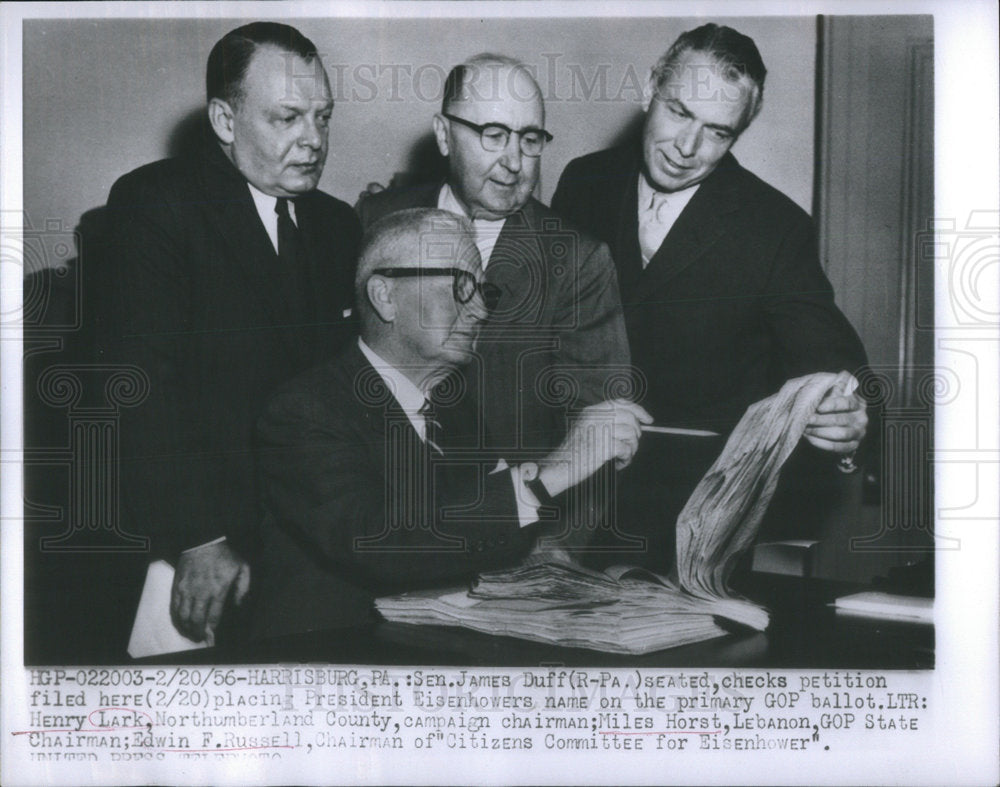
left=128, top=561, right=209, bottom=659
left=803, top=370, right=868, bottom=454
left=378, top=372, right=852, bottom=654
left=677, top=371, right=852, bottom=600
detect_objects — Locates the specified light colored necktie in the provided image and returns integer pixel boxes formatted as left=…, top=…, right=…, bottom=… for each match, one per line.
left=638, top=191, right=670, bottom=266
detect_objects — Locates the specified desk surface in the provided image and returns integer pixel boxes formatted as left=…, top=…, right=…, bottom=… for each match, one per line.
left=198, top=574, right=933, bottom=669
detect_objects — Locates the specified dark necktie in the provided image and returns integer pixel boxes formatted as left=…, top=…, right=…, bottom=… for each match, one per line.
left=419, top=399, right=444, bottom=455
left=274, top=197, right=311, bottom=320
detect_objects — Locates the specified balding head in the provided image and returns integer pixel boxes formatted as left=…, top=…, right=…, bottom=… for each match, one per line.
left=356, top=209, right=486, bottom=385
left=440, top=53, right=543, bottom=116
left=433, top=54, right=548, bottom=220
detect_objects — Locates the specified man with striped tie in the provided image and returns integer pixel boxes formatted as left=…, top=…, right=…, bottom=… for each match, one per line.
left=252, top=208, right=650, bottom=641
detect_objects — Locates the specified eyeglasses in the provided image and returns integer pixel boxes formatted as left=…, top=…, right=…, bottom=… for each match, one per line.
left=373, top=267, right=502, bottom=310
left=442, top=113, right=553, bottom=157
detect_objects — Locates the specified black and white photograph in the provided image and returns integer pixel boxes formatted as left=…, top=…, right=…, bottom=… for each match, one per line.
left=2, top=1, right=997, bottom=785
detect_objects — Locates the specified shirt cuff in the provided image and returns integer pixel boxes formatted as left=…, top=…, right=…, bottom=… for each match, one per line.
left=512, top=466, right=541, bottom=528
left=492, top=459, right=540, bottom=528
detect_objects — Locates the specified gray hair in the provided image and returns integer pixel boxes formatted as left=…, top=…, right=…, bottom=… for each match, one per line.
left=651, top=23, right=767, bottom=132
left=355, top=208, right=479, bottom=329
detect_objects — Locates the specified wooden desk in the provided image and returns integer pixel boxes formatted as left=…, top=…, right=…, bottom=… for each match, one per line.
left=202, top=574, right=934, bottom=668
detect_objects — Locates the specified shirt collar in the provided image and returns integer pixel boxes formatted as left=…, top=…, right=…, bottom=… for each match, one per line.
left=438, top=184, right=506, bottom=266
left=437, top=184, right=507, bottom=228
left=357, top=338, right=428, bottom=421
left=637, top=172, right=701, bottom=212
left=247, top=182, right=297, bottom=223
left=247, top=181, right=277, bottom=212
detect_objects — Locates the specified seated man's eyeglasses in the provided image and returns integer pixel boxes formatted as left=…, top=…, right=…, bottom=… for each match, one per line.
left=442, top=113, right=553, bottom=157
left=373, top=267, right=502, bottom=310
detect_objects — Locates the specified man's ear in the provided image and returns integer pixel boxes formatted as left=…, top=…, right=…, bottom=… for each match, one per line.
left=641, top=69, right=656, bottom=113
left=366, top=276, right=396, bottom=323
left=208, top=98, right=236, bottom=144
left=432, top=114, right=450, bottom=157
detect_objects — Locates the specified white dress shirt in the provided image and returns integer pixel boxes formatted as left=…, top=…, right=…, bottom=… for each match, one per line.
left=358, top=338, right=539, bottom=527
left=247, top=182, right=297, bottom=254
left=437, top=184, right=506, bottom=265
left=358, top=338, right=434, bottom=442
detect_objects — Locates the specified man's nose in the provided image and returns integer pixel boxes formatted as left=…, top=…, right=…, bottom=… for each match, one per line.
left=462, top=288, right=489, bottom=324
left=299, top=116, right=325, bottom=149
left=674, top=121, right=701, bottom=158
left=499, top=133, right=523, bottom=172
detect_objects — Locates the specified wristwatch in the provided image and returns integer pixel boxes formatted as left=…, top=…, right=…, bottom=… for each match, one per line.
left=520, top=462, right=556, bottom=507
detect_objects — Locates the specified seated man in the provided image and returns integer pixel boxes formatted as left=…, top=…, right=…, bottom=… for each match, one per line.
left=252, top=209, right=650, bottom=640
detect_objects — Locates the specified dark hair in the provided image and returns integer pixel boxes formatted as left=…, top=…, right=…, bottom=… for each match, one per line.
left=652, top=23, right=767, bottom=130
left=206, top=22, right=318, bottom=107
left=441, top=53, right=538, bottom=114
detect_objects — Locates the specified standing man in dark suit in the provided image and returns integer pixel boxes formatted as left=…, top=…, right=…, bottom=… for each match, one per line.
left=551, top=24, right=868, bottom=566
left=99, top=22, right=360, bottom=648
left=553, top=24, right=867, bottom=445
left=358, top=55, right=631, bottom=460
left=253, top=209, right=649, bottom=641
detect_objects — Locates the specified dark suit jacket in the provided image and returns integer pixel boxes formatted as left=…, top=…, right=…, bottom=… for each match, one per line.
left=252, top=342, right=538, bottom=638
left=358, top=184, right=631, bottom=458
left=97, top=142, right=361, bottom=559
left=552, top=143, right=868, bottom=434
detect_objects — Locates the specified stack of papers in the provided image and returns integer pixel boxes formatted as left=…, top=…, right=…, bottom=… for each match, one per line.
left=833, top=591, right=933, bottom=623
left=377, top=560, right=737, bottom=654
left=378, top=372, right=848, bottom=654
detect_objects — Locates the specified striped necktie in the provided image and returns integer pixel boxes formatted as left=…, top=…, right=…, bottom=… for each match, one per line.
left=638, top=190, right=670, bottom=266
left=419, top=399, right=444, bottom=455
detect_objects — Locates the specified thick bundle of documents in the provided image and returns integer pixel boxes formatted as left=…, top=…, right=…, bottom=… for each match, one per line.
left=377, top=372, right=851, bottom=654
left=377, top=558, right=766, bottom=654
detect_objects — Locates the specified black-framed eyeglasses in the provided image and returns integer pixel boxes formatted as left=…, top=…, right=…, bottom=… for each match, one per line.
left=442, top=113, right=553, bottom=157
left=373, top=267, right=501, bottom=310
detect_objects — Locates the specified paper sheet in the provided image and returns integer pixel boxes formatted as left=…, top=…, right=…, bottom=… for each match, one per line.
left=126, top=560, right=208, bottom=659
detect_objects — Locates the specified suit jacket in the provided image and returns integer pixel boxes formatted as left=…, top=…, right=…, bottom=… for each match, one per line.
left=97, top=142, right=361, bottom=559
left=252, top=342, right=538, bottom=638
left=358, top=184, right=631, bottom=458
left=552, top=143, right=868, bottom=434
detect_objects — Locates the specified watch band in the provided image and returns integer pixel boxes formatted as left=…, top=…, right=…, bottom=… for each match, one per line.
left=525, top=475, right=557, bottom=508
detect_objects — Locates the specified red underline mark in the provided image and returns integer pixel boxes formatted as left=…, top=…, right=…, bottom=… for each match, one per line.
left=12, top=727, right=150, bottom=736
left=160, top=746, right=297, bottom=753
left=600, top=730, right=722, bottom=735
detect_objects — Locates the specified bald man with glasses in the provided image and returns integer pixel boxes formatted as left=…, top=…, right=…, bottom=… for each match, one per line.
left=358, top=54, right=632, bottom=470
left=252, top=209, right=649, bottom=640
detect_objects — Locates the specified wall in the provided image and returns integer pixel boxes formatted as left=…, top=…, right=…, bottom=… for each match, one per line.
left=811, top=15, right=936, bottom=583
left=22, top=15, right=815, bottom=242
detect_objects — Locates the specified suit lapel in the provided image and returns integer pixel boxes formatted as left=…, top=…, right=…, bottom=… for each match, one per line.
left=613, top=155, right=645, bottom=299
left=294, top=195, right=340, bottom=318
left=637, top=153, right=743, bottom=298
left=483, top=204, right=544, bottom=322
left=341, top=343, right=420, bottom=446
left=197, top=145, right=294, bottom=330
